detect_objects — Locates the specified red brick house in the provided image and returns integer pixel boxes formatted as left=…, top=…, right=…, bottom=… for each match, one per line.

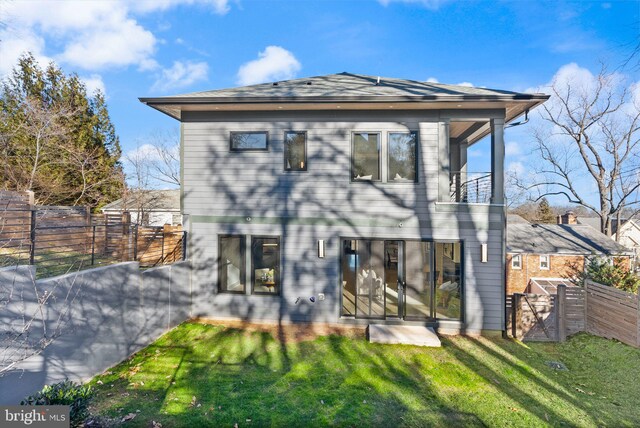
left=506, top=214, right=634, bottom=295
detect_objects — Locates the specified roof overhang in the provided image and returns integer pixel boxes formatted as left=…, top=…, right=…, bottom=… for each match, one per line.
left=140, top=94, right=548, bottom=120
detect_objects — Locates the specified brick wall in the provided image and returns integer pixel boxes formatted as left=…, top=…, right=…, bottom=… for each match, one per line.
left=506, top=253, right=584, bottom=295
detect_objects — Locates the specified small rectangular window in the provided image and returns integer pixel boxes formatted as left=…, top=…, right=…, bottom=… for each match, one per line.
left=252, top=236, right=280, bottom=295
left=352, top=132, right=380, bottom=181
left=230, top=132, right=268, bottom=151
left=512, top=254, right=522, bottom=270
left=539, top=255, right=550, bottom=270
left=284, top=131, right=307, bottom=171
left=388, top=132, right=418, bottom=182
left=218, top=235, right=246, bottom=293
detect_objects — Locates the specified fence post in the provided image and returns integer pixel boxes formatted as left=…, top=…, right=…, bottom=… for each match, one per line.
left=182, top=230, right=187, bottom=261
left=556, top=284, right=567, bottom=342
left=161, top=224, right=167, bottom=264
left=91, top=225, right=96, bottom=265
left=133, top=224, right=138, bottom=262
left=513, top=293, right=523, bottom=340
left=121, top=211, right=131, bottom=262
left=29, top=208, right=36, bottom=265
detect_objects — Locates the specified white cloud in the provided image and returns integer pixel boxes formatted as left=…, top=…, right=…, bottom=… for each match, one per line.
left=81, top=74, right=106, bottom=95
left=378, top=0, right=452, bottom=10
left=505, top=142, right=522, bottom=157
left=426, top=77, right=439, bottom=83
left=58, top=12, right=157, bottom=71
left=130, top=0, right=230, bottom=15
left=507, top=161, right=525, bottom=176
left=151, top=60, right=209, bottom=92
left=237, top=46, right=301, bottom=86
left=456, top=82, right=474, bottom=87
left=0, top=27, right=52, bottom=75
left=0, top=0, right=230, bottom=77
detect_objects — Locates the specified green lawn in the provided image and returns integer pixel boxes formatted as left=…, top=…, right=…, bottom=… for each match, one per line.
left=87, top=322, right=640, bottom=427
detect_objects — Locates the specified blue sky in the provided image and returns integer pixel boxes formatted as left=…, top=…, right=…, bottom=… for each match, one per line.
left=1, top=0, right=638, bottom=188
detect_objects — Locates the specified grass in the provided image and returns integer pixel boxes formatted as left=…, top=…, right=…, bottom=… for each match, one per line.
left=87, top=322, right=640, bottom=427
left=1, top=247, right=115, bottom=279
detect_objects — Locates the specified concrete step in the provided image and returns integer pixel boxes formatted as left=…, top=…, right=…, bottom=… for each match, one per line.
left=368, top=324, right=441, bottom=347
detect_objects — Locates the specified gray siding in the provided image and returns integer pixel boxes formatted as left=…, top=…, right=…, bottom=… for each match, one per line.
left=182, top=110, right=505, bottom=333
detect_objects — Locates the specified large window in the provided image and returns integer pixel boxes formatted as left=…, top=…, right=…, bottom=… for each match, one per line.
left=230, top=132, right=268, bottom=151
left=284, top=131, right=307, bottom=171
left=388, top=132, right=417, bottom=182
left=218, top=235, right=246, bottom=293
left=341, top=239, right=462, bottom=321
left=252, top=237, right=281, bottom=295
left=434, top=242, right=462, bottom=320
left=352, top=132, right=380, bottom=181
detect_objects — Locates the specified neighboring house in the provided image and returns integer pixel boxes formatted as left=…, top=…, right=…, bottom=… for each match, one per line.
left=506, top=218, right=634, bottom=295
left=576, top=214, right=640, bottom=264
left=101, top=189, right=181, bottom=226
left=140, top=72, right=548, bottom=335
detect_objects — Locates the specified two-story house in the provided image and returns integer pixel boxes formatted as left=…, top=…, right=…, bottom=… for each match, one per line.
left=141, top=72, right=548, bottom=335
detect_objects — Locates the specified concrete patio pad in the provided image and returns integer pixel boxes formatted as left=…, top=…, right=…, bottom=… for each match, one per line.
left=368, top=324, right=441, bottom=347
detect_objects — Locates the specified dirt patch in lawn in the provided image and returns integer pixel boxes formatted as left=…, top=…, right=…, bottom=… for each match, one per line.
left=192, top=317, right=366, bottom=342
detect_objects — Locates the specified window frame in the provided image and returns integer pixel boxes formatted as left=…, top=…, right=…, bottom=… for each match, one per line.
left=229, top=131, right=269, bottom=152
left=387, top=131, right=419, bottom=184
left=539, top=254, right=550, bottom=270
left=511, top=254, right=522, bottom=270
left=350, top=131, right=382, bottom=182
left=338, top=237, right=464, bottom=322
left=217, top=234, right=247, bottom=294
left=283, top=131, right=308, bottom=172
left=250, top=235, right=282, bottom=296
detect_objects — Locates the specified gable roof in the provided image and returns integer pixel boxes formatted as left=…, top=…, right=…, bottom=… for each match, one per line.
left=507, top=223, right=634, bottom=256
left=101, top=190, right=180, bottom=212
left=156, top=72, right=533, bottom=99
left=576, top=216, right=640, bottom=237
left=140, top=72, right=549, bottom=130
left=507, top=214, right=530, bottom=224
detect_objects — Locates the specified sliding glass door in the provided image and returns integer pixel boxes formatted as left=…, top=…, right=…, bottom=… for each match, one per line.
left=341, top=239, right=463, bottom=321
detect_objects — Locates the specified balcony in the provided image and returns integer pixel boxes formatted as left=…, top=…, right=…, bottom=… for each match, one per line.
left=450, top=172, right=492, bottom=204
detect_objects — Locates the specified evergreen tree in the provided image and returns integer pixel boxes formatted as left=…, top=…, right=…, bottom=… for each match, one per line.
left=536, top=198, right=556, bottom=223
left=0, top=53, right=123, bottom=209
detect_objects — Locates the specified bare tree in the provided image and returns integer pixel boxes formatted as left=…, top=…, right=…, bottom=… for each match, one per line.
left=523, top=64, right=640, bottom=235
left=144, top=129, right=180, bottom=188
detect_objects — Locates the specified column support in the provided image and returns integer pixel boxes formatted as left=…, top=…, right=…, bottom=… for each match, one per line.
left=490, top=118, right=505, bottom=205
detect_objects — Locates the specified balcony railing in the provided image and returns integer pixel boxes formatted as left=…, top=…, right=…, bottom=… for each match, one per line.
left=450, top=171, right=492, bottom=204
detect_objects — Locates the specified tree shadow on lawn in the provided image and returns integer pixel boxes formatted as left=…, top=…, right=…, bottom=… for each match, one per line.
left=89, top=323, right=483, bottom=427
left=90, top=324, right=640, bottom=427
left=442, top=334, right=640, bottom=427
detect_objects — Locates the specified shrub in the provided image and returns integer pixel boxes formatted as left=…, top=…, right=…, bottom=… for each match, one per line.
left=579, top=258, right=640, bottom=293
left=21, top=380, right=93, bottom=426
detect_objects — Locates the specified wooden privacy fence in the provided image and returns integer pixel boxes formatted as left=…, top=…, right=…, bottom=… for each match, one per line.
left=585, top=280, right=638, bottom=347
left=508, top=281, right=639, bottom=348
left=1, top=191, right=185, bottom=278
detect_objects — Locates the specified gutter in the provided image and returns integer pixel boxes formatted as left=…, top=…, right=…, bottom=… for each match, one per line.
left=139, top=93, right=550, bottom=105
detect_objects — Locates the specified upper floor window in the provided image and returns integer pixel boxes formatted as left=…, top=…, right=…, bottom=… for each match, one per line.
left=284, top=131, right=307, bottom=171
left=388, top=132, right=417, bottom=182
left=511, top=254, right=522, bottom=270
left=230, top=131, right=268, bottom=151
left=539, top=255, right=550, bottom=270
left=352, top=132, right=380, bottom=181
